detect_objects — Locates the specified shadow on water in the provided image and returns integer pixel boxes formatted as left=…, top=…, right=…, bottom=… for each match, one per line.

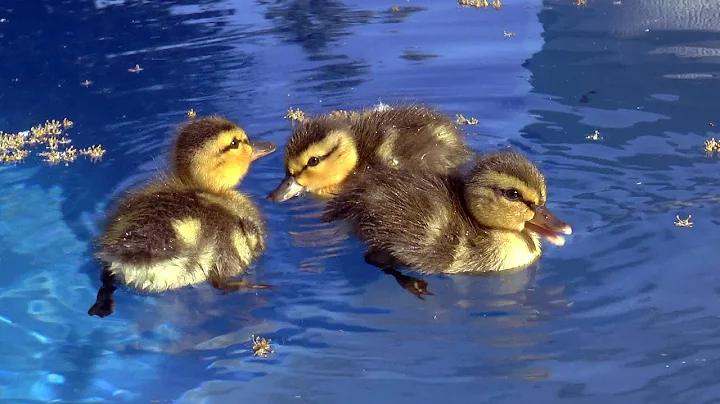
left=48, top=327, right=104, bottom=401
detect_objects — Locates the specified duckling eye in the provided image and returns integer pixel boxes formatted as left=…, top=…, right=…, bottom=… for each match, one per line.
left=503, top=189, right=521, bottom=201
left=307, top=156, right=320, bottom=167
left=229, top=137, right=241, bottom=149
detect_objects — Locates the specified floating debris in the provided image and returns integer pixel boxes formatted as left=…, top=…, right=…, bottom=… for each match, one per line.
left=704, top=137, right=718, bottom=151
left=285, top=107, right=305, bottom=122
left=456, top=114, right=478, bottom=125
left=251, top=335, right=273, bottom=357
left=709, top=122, right=715, bottom=127
left=503, top=30, right=516, bottom=38
left=674, top=215, right=693, bottom=228
left=586, top=130, right=601, bottom=141
left=81, top=79, right=93, bottom=87
left=391, top=4, right=401, bottom=12
left=80, top=145, right=106, bottom=162
left=128, top=64, right=144, bottom=73
left=39, top=146, right=78, bottom=165
left=491, top=0, right=502, bottom=10
left=0, top=118, right=106, bottom=165
left=576, top=0, right=587, bottom=6
left=458, top=0, right=490, bottom=8
left=187, top=109, right=197, bottom=119
left=0, top=147, right=30, bottom=163
left=704, top=137, right=719, bottom=156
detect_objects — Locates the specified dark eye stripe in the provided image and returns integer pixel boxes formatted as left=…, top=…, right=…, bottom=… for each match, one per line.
left=293, top=144, right=340, bottom=175
left=220, top=138, right=248, bottom=153
left=491, top=186, right=533, bottom=207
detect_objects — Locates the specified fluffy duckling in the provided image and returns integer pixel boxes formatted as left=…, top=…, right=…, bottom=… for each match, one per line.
left=88, top=116, right=276, bottom=318
left=267, top=104, right=473, bottom=202
left=321, top=151, right=572, bottom=299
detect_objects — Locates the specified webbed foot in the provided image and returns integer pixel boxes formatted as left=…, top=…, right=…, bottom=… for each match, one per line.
left=364, top=249, right=434, bottom=300
left=381, top=267, right=434, bottom=300
left=88, top=295, right=115, bottom=318
left=88, top=267, right=117, bottom=318
left=211, top=277, right=272, bottom=295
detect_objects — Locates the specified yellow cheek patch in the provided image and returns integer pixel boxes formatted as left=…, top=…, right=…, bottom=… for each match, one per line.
left=227, top=143, right=253, bottom=167
left=310, top=187, right=340, bottom=199
left=295, top=141, right=358, bottom=192
left=190, top=134, right=253, bottom=189
left=296, top=169, right=328, bottom=189
left=216, top=152, right=251, bottom=187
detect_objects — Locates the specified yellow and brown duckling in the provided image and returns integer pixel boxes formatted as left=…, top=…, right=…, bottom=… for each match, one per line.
left=88, top=116, right=276, bottom=318
left=321, top=151, right=572, bottom=299
left=267, top=104, right=473, bottom=202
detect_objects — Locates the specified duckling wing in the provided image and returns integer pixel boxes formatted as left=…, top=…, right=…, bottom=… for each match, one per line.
left=97, top=190, right=204, bottom=264
left=322, top=167, right=470, bottom=274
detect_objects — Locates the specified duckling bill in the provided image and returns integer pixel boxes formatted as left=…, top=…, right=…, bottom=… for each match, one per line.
left=268, top=104, right=473, bottom=202
left=321, top=151, right=572, bottom=299
left=88, top=116, right=276, bottom=318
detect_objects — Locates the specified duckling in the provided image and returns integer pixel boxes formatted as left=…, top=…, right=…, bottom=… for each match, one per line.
left=267, top=104, right=473, bottom=202
left=321, top=151, right=572, bottom=299
left=88, top=116, right=277, bottom=318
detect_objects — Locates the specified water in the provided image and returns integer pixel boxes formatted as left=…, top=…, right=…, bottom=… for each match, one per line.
left=1, top=0, right=719, bottom=402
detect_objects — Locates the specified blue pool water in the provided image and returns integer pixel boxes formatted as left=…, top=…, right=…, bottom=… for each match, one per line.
left=1, top=0, right=720, bottom=402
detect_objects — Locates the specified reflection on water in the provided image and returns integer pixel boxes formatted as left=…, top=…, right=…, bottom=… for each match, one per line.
left=287, top=204, right=350, bottom=274
left=262, top=0, right=373, bottom=55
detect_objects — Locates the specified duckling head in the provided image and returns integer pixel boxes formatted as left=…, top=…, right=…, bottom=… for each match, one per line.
left=171, top=116, right=276, bottom=191
left=268, top=115, right=359, bottom=202
left=464, top=151, right=572, bottom=246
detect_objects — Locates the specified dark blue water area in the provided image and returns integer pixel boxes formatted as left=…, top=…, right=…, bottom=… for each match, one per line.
left=1, top=0, right=720, bottom=402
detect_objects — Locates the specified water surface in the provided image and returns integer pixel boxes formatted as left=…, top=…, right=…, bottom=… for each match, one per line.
left=1, top=0, right=719, bottom=402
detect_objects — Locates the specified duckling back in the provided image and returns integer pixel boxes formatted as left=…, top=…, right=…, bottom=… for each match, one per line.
left=351, top=105, right=473, bottom=173
left=98, top=181, right=266, bottom=293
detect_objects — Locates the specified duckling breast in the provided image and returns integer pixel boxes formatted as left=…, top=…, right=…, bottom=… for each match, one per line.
left=487, top=230, right=542, bottom=271
left=109, top=247, right=216, bottom=293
